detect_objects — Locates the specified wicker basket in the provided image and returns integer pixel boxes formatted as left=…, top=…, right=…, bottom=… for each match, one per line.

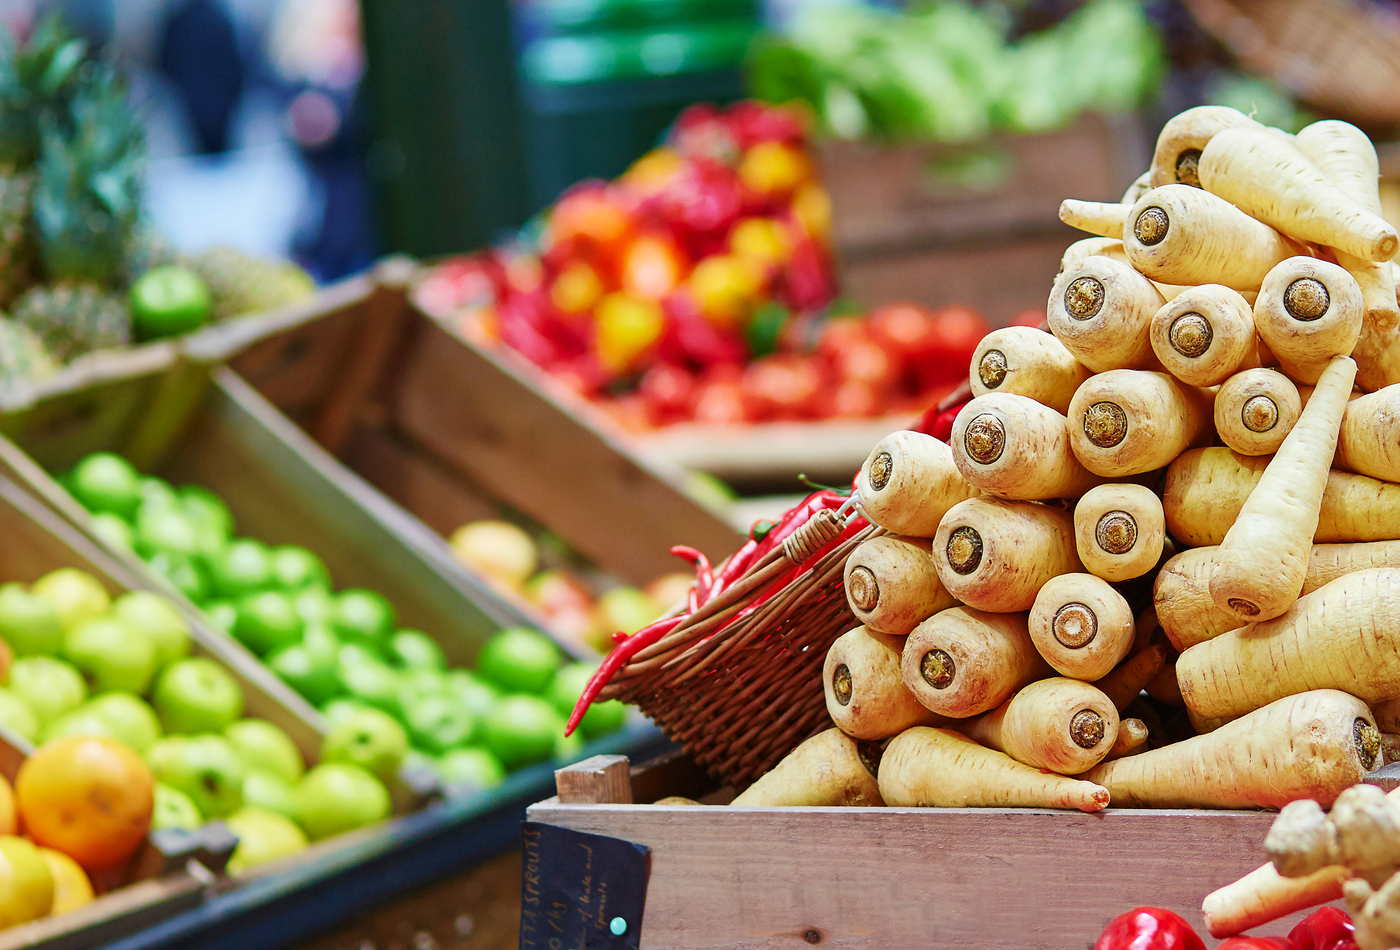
left=597, top=506, right=881, bottom=789
left=1186, top=0, right=1400, bottom=128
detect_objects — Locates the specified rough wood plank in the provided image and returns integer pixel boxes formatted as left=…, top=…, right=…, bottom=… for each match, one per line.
left=557, top=755, right=633, bottom=804
left=392, top=316, right=743, bottom=584
left=1364, top=762, right=1400, bottom=792
left=526, top=804, right=1310, bottom=950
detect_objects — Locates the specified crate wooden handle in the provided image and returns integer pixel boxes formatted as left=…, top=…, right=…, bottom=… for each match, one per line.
left=555, top=755, right=633, bottom=804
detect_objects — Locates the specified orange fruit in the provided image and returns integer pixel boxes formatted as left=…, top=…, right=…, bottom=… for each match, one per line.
left=0, top=774, right=15, bottom=836
left=38, top=848, right=92, bottom=915
left=16, top=736, right=153, bottom=871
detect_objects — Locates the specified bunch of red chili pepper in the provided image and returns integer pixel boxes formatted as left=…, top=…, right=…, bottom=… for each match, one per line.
left=1095, top=906, right=1358, bottom=950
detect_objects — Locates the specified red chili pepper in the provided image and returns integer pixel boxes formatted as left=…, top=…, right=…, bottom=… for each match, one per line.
left=1093, top=908, right=1207, bottom=950
left=1289, top=907, right=1358, bottom=950
left=1217, top=937, right=1298, bottom=950
left=566, top=614, right=686, bottom=735
left=669, top=545, right=715, bottom=604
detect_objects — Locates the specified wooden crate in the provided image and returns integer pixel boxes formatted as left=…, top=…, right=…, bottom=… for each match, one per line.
left=225, top=279, right=744, bottom=587
left=822, top=112, right=1149, bottom=322
left=525, top=753, right=1346, bottom=950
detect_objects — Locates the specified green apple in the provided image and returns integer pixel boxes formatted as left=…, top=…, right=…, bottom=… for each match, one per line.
left=138, top=477, right=178, bottom=511
left=320, top=698, right=374, bottom=728
left=267, top=643, right=343, bottom=707
left=9, top=656, right=86, bottom=725
left=225, top=807, right=307, bottom=874
left=63, top=617, right=156, bottom=694
left=337, top=654, right=400, bottom=713
left=113, top=591, right=190, bottom=668
left=269, top=546, right=330, bottom=592
left=240, top=771, right=297, bottom=820
left=210, top=540, right=272, bottom=599
left=474, top=627, right=563, bottom=694
left=68, top=452, right=142, bottom=518
left=480, top=695, right=564, bottom=768
left=331, top=589, right=394, bottom=646
left=179, top=488, right=233, bottom=546
left=595, top=586, right=661, bottom=637
left=292, top=587, right=336, bottom=627
left=402, top=695, right=475, bottom=755
left=224, top=719, right=303, bottom=783
left=146, top=734, right=244, bottom=818
left=320, top=707, right=407, bottom=779
left=0, top=583, right=63, bottom=656
left=88, top=513, right=135, bottom=553
left=134, top=504, right=200, bottom=559
left=41, top=707, right=119, bottom=745
left=445, top=670, right=499, bottom=720
left=81, top=692, right=162, bottom=751
left=437, top=747, right=507, bottom=791
left=153, top=658, right=244, bottom=734
left=31, top=569, right=110, bottom=631
left=393, top=668, right=449, bottom=723
left=401, top=747, right=438, bottom=776
left=152, top=782, right=203, bottom=831
left=232, top=591, right=303, bottom=656
left=301, top=624, right=340, bottom=665
left=292, top=764, right=391, bottom=841
left=146, top=551, right=211, bottom=605
left=549, top=662, right=628, bottom=739
left=385, top=629, right=446, bottom=670
left=554, top=728, right=585, bottom=762
left=0, top=689, right=39, bottom=742
left=203, top=600, right=237, bottom=634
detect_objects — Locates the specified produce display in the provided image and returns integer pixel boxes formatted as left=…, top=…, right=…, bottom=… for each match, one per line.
left=1088, top=905, right=1361, bottom=950
left=414, top=100, right=990, bottom=428
left=61, top=452, right=630, bottom=792
left=448, top=518, right=692, bottom=653
left=0, top=19, right=314, bottom=388
left=747, top=0, right=1163, bottom=143
left=575, top=105, right=1400, bottom=817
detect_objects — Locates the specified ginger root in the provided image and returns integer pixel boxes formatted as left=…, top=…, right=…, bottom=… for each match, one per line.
left=1345, top=874, right=1400, bottom=950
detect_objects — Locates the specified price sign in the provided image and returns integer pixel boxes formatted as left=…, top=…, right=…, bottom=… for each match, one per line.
left=520, top=822, right=650, bottom=950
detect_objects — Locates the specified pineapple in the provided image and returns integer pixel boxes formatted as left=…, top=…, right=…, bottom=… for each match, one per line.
left=12, top=283, right=129, bottom=362
left=189, top=247, right=316, bottom=321
left=0, top=315, right=58, bottom=388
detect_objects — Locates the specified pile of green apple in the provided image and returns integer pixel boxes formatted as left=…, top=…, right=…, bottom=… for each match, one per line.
left=0, top=568, right=391, bottom=873
left=62, top=453, right=630, bottom=792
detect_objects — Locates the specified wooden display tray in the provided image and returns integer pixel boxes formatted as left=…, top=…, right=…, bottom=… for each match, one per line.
left=225, top=279, right=743, bottom=586
left=527, top=753, right=1354, bottom=950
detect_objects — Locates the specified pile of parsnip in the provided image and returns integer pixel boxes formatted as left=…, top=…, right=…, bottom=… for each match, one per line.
left=731, top=106, right=1400, bottom=814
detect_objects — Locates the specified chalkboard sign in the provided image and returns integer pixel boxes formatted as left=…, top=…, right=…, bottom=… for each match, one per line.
left=520, top=821, right=650, bottom=950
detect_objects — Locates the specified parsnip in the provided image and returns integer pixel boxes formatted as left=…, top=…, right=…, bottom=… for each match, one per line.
left=1376, top=698, right=1400, bottom=733
left=1072, top=483, right=1166, bottom=582
left=931, top=497, right=1082, bottom=612
left=1180, top=569, right=1400, bottom=719
left=1060, top=237, right=1128, bottom=273
left=857, top=431, right=978, bottom=537
left=1080, top=689, right=1381, bottom=808
left=1254, top=260, right=1363, bottom=384
left=1028, top=573, right=1135, bottom=681
left=1149, top=105, right=1263, bottom=188
left=1213, top=368, right=1302, bottom=456
left=1104, top=718, right=1149, bottom=760
left=1149, top=284, right=1260, bottom=387
left=962, top=677, right=1119, bottom=775
left=950, top=393, right=1102, bottom=500
left=1209, top=356, right=1357, bottom=623
left=1295, top=119, right=1399, bottom=333
left=730, top=728, right=883, bottom=806
left=1203, top=862, right=1351, bottom=938
left=823, top=626, right=946, bottom=740
left=1067, top=370, right=1213, bottom=477
left=901, top=607, right=1048, bottom=718
left=1096, top=643, right=1166, bottom=712
left=1163, top=447, right=1400, bottom=545
left=1335, top=385, right=1400, bottom=482
left=1048, top=257, right=1165, bottom=372
left=969, top=326, right=1092, bottom=414
left=1147, top=659, right=1184, bottom=706
left=843, top=535, right=955, bottom=638
left=1353, top=323, right=1400, bottom=393
left=1125, top=185, right=1298, bottom=291
left=1199, top=128, right=1399, bottom=262
left=1060, top=199, right=1126, bottom=239
left=1122, top=171, right=1151, bottom=205
left=878, top=727, right=1110, bottom=812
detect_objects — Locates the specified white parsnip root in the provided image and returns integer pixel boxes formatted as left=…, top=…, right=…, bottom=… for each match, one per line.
left=951, top=393, right=1102, bottom=500
left=1060, top=199, right=1127, bottom=239
left=1150, top=283, right=1261, bottom=386
left=1073, top=483, right=1165, bottom=582
left=1048, top=256, right=1165, bottom=372
left=1335, top=385, right=1400, bottom=483
left=823, top=626, right=947, bottom=740
left=1104, top=718, right=1149, bottom=760
left=1068, top=370, right=1213, bottom=477
left=1149, top=105, right=1263, bottom=188
left=731, top=728, right=884, bottom=807
left=961, top=677, right=1119, bottom=775
left=1253, top=259, right=1363, bottom=384
left=843, top=535, right=955, bottom=638
left=901, top=607, right=1048, bottom=718
left=931, top=497, right=1081, bottom=611
left=1028, top=572, right=1134, bottom=681
left=858, top=431, right=978, bottom=537
left=1213, top=368, right=1302, bottom=456
left=970, top=326, right=1093, bottom=416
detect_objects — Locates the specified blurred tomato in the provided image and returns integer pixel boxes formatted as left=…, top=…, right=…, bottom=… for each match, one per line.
left=638, top=363, right=697, bottom=425
left=741, top=354, right=825, bottom=420
left=651, top=158, right=744, bottom=245
left=791, top=183, right=832, bottom=244
left=457, top=305, right=500, bottom=348
left=725, top=101, right=809, bottom=148
left=1009, top=308, right=1047, bottom=329
left=815, top=317, right=869, bottom=363
left=775, top=231, right=835, bottom=311
left=549, top=355, right=609, bottom=396
left=921, top=306, right=992, bottom=388
left=658, top=290, right=748, bottom=368
left=671, top=104, right=741, bottom=165
left=870, top=302, right=939, bottom=361
left=621, top=234, right=687, bottom=300
left=550, top=262, right=605, bottom=316
left=738, top=141, right=813, bottom=203
left=595, top=292, right=665, bottom=374
left=690, top=370, right=749, bottom=425
left=414, top=254, right=502, bottom=315
left=599, top=393, right=652, bottom=432
left=544, top=184, right=635, bottom=263
left=824, top=378, right=887, bottom=418
left=620, top=147, right=685, bottom=199
left=688, top=255, right=764, bottom=329
left=832, top=334, right=899, bottom=394
left=729, top=217, right=790, bottom=270
left=503, top=252, right=545, bottom=294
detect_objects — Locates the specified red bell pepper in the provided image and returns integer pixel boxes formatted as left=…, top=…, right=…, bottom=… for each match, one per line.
left=1288, top=907, right=1358, bottom=950
left=1093, top=908, right=1207, bottom=950
left=1216, top=937, right=1298, bottom=950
